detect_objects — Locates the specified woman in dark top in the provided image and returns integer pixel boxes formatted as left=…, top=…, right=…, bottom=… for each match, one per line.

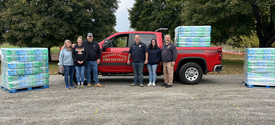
left=147, top=39, right=161, bottom=87
left=72, top=36, right=88, bottom=89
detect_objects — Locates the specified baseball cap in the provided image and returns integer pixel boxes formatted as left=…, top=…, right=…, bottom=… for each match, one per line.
left=87, top=33, right=93, bottom=37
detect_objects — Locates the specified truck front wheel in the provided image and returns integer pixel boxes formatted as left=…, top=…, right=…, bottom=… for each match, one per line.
left=179, top=62, right=203, bottom=85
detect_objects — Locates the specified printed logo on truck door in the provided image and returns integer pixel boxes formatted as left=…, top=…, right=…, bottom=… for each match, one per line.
left=102, top=53, right=127, bottom=62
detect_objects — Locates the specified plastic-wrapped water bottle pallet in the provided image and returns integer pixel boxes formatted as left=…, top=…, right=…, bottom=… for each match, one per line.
left=242, top=82, right=275, bottom=89
left=1, top=85, right=49, bottom=93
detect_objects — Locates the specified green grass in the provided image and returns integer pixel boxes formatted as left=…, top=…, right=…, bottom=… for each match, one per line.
left=50, top=47, right=60, bottom=54
left=208, top=60, right=244, bottom=75
left=212, top=44, right=245, bottom=51
left=48, top=61, right=59, bottom=75
left=0, top=43, right=19, bottom=48
left=222, top=54, right=244, bottom=60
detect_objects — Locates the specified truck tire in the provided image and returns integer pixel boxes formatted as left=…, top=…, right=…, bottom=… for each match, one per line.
left=179, top=62, right=203, bottom=85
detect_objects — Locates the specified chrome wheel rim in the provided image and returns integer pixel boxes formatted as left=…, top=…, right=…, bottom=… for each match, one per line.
left=185, top=67, right=199, bottom=81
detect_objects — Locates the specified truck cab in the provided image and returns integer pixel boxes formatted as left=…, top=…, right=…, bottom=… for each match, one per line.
left=99, top=31, right=163, bottom=75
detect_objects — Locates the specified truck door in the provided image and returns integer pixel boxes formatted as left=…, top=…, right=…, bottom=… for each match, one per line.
left=99, top=34, right=134, bottom=73
left=135, top=33, right=162, bottom=73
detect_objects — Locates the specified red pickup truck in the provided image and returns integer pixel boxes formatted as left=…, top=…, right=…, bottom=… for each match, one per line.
left=60, top=28, right=222, bottom=85
left=96, top=28, right=223, bottom=84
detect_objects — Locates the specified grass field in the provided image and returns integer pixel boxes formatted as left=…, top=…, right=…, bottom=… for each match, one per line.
left=222, top=54, right=244, bottom=60
left=212, top=44, right=245, bottom=51
left=207, top=60, right=244, bottom=75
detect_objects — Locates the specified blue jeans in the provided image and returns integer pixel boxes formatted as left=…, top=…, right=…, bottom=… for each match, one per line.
left=132, top=62, right=144, bottom=84
left=64, top=65, right=75, bottom=86
left=75, top=66, right=85, bottom=84
left=147, top=64, right=158, bottom=83
left=86, top=61, right=99, bottom=84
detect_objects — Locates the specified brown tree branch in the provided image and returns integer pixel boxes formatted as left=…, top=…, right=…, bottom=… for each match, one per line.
left=266, top=34, right=275, bottom=47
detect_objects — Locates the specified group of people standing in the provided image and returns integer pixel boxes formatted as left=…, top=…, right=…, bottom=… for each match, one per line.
left=59, top=33, right=103, bottom=89
left=128, top=34, right=177, bottom=88
left=59, top=33, right=177, bottom=89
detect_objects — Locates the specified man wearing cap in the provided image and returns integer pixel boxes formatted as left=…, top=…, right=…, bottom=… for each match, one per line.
left=82, top=33, right=102, bottom=87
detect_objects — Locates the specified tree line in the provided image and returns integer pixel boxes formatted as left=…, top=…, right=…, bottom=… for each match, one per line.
left=128, top=0, right=275, bottom=47
left=0, top=0, right=118, bottom=61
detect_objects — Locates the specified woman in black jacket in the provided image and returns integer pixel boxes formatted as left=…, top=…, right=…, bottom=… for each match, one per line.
left=147, top=39, right=161, bottom=87
left=72, top=36, right=88, bottom=89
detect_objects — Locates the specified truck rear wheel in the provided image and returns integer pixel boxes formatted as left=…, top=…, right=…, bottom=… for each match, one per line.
left=179, top=62, right=203, bottom=85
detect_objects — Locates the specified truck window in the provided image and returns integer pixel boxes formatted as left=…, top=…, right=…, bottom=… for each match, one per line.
left=136, top=34, right=156, bottom=46
left=109, top=34, right=128, bottom=47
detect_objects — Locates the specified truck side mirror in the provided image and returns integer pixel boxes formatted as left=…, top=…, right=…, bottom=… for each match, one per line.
left=102, top=39, right=110, bottom=51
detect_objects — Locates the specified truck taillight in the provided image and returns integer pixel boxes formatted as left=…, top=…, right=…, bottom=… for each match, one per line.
left=217, top=48, right=222, bottom=54
left=217, top=48, right=222, bottom=61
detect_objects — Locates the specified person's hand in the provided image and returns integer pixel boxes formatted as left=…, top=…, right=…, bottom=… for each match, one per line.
left=144, top=60, right=148, bottom=64
left=60, top=66, right=63, bottom=70
left=160, top=61, right=162, bottom=65
left=127, top=60, right=130, bottom=65
left=72, top=44, right=76, bottom=48
left=97, top=59, right=100, bottom=64
left=171, top=62, right=175, bottom=66
left=78, top=61, right=81, bottom=64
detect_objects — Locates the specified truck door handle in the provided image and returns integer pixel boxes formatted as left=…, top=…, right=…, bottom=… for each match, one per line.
left=122, top=51, right=129, bottom=53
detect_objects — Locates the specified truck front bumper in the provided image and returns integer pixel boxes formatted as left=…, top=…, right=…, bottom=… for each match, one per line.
left=213, top=65, right=223, bottom=73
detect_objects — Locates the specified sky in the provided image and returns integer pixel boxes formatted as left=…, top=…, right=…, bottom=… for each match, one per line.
left=115, top=0, right=135, bottom=32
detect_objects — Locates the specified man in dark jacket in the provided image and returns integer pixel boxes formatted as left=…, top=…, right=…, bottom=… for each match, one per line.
left=161, top=34, right=177, bottom=88
left=82, top=33, right=103, bottom=87
left=127, top=35, right=148, bottom=87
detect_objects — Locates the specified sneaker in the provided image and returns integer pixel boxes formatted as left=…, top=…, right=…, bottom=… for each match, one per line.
left=165, top=85, right=172, bottom=88
left=140, top=84, right=144, bottom=87
left=94, top=83, right=103, bottom=87
left=65, top=85, right=70, bottom=89
left=70, top=85, right=76, bottom=88
left=87, top=83, right=92, bottom=87
left=147, top=82, right=152, bottom=87
left=161, top=83, right=168, bottom=87
left=77, top=85, right=81, bottom=89
left=130, top=83, right=138, bottom=86
left=81, top=85, right=84, bottom=89
left=152, top=82, right=156, bottom=87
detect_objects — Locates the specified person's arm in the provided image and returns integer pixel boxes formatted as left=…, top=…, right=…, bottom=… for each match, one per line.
left=144, top=44, right=148, bottom=64
left=127, top=47, right=132, bottom=65
left=172, top=44, right=177, bottom=66
left=158, top=48, right=161, bottom=61
left=83, top=46, right=88, bottom=63
left=145, top=52, right=148, bottom=64
left=59, top=50, right=64, bottom=66
left=72, top=48, right=78, bottom=64
left=97, top=43, right=101, bottom=64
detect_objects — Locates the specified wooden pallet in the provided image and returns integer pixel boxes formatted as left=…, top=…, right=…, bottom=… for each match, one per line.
left=1, top=85, right=49, bottom=93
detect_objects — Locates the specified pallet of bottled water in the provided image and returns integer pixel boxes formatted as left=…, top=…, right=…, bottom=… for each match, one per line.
left=243, top=48, right=275, bottom=88
left=175, top=26, right=211, bottom=47
left=0, top=48, right=49, bottom=93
